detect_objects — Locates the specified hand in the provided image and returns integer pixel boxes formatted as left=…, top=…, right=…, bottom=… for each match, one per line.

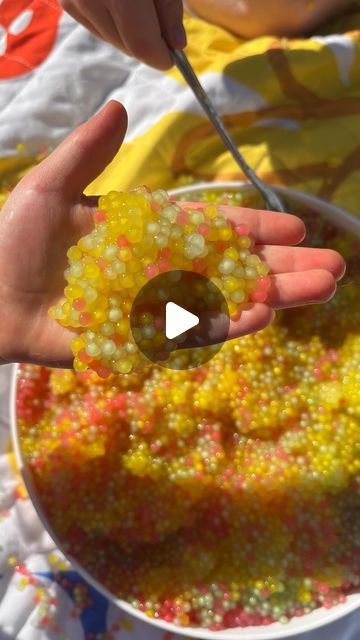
left=60, top=0, right=186, bottom=69
left=0, top=101, right=127, bottom=367
left=0, top=100, right=345, bottom=368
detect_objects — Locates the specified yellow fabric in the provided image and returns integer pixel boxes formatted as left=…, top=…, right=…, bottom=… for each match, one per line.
left=87, top=9, right=360, bottom=218
left=2, top=8, right=360, bottom=217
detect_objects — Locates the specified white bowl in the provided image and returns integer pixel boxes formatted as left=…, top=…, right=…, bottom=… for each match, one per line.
left=10, top=182, right=360, bottom=639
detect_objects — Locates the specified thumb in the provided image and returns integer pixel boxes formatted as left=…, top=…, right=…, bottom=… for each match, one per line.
left=32, top=101, right=128, bottom=195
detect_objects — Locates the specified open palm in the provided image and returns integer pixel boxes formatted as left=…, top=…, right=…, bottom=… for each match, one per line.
left=0, top=101, right=344, bottom=368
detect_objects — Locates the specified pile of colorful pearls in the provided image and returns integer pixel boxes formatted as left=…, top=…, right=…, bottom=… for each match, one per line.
left=49, top=186, right=269, bottom=375
left=18, top=191, right=360, bottom=631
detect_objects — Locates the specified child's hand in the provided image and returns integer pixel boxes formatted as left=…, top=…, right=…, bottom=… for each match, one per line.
left=60, top=0, right=186, bottom=69
left=0, top=100, right=345, bottom=369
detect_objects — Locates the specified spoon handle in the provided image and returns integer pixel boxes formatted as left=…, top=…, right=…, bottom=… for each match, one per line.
left=171, top=49, right=286, bottom=213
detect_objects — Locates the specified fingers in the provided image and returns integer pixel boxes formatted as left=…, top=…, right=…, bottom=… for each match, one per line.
left=180, top=304, right=274, bottom=349
left=267, top=269, right=337, bottom=309
left=107, top=0, right=175, bottom=69
left=154, top=0, right=187, bottom=49
left=182, top=202, right=306, bottom=246
left=29, top=101, right=128, bottom=195
left=60, top=1, right=106, bottom=41
left=183, top=267, right=337, bottom=349
left=60, top=0, right=128, bottom=50
left=228, top=304, right=275, bottom=340
left=255, top=246, right=346, bottom=281
left=61, top=0, right=186, bottom=68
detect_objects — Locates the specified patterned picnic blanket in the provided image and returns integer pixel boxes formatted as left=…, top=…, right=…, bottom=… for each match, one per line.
left=0, top=1, right=359, bottom=638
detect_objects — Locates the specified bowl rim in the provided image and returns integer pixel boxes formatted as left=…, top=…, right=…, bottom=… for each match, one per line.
left=10, top=182, right=360, bottom=639
left=170, top=181, right=360, bottom=238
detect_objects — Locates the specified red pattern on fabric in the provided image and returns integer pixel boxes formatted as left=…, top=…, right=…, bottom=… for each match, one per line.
left=0, top=0, right=63, bottom=78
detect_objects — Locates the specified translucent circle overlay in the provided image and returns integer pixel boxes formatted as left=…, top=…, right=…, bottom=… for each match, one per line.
left=130, top=270, right=230, bottom=370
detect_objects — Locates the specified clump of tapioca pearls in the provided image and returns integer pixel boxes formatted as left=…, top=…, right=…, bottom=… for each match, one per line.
left=49, top=187, right=270, bottom=376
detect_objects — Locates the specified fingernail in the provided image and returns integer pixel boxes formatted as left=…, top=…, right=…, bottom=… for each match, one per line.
left=172, top=23, right=187, bottom=49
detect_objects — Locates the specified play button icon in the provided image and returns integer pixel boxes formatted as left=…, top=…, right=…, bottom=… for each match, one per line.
left=165, top=302, right=199, bottom=340
left=130, top=270, right=230, bottom=370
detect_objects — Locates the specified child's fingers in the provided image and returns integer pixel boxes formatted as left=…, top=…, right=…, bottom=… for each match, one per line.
left=29, top=101, right=127, bottom=196
left=267, top=269, right=337, bottom=309
left=254, top=246, right=346, bottom=280
left=181, top=202, right=306, bottom=246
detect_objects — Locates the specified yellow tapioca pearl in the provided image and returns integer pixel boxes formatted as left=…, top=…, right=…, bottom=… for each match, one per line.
left=67, top=246, right=82, bottom=261
left=73, top=357, right=88, bottom=372
left=93, top=309, right=107, bottom=323
left=64, top=285, right=83, bottom=300
left=126, top=226, right=144, bottom=243
left=115, top=318, right=128, bottom=334
left=204, top=204, right=218, bottom=219
left=223, top=276, right=240, bottom=293
left=83, top=262, right=100, bottom=278
left=238, top=236, right=252, bottom=249
left=119, top=248, right=132, bottom=262
left=257, top=263, right=270, bottom=276
left=218, top=227, right=233, bottom=241
left=119, top=273, right=135, bottom=288
left=223, top=247, right=239, bottom=261
left=71, top=336, right=86, bottom=353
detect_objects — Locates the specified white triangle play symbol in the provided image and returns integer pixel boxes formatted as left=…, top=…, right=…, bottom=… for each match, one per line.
left=165, top=302, right=199, bottom=340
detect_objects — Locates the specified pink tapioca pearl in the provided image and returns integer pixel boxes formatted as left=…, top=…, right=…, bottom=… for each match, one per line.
left=319, top=583, right=329, bottom=595
left=79, top=313, right=91, bottom=326
left=94, top=365, right=112, bottom=378
left=198, top=224, right=210, bottom=236
left=117, top=235, right=130, bottom=247
left=251, top=289, right=268, bottom=303
left=338, top=595, right=347, bottom=604
left=235, top=223, right=250, bottom=235
left=154, top=316, right=165, bottom=330
left=193, top=258, right=206, bottom=272
left=73, top=298, right=86, bottom=311
left=258, top=276, right=271, bottom=289
left=158, top=260, right=170, bottom=272
left=176, top=212, right=189, bottom=224
left=96, top=258, right=107, bottom=271
left=94, top=210, right=107, bottom=223
left=78, top=349, right=92, bottom=363
left=144, top=264, right=160, bottom=278
left=160, top=247, right=171, bottom=259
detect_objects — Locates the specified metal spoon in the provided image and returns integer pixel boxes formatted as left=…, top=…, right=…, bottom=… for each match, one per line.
left=171, top=49, right=286, bottom=213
